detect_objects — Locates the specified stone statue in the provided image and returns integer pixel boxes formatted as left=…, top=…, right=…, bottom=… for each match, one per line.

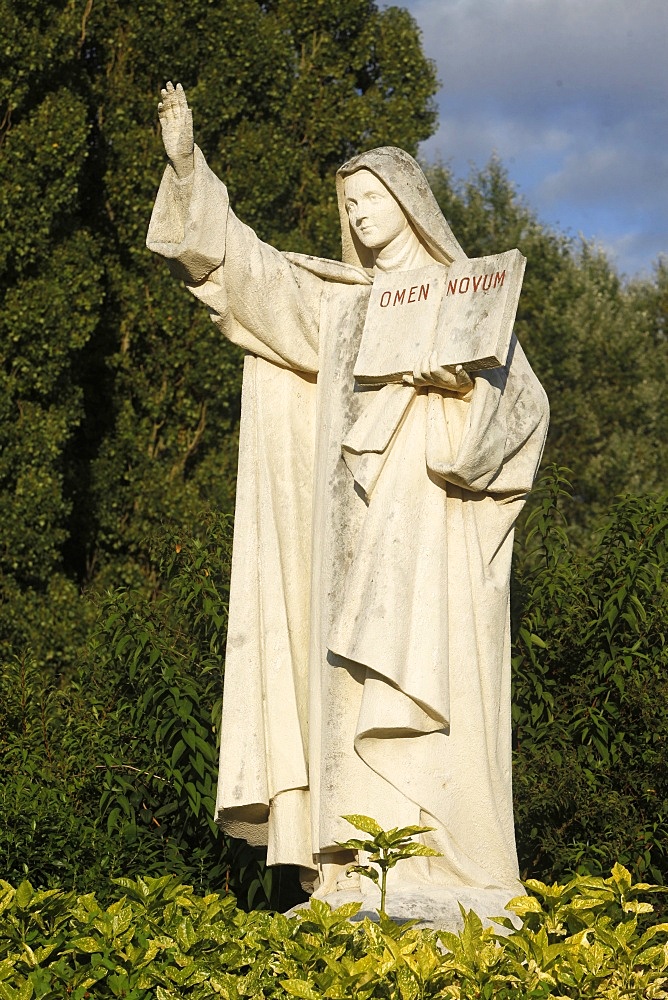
left=148, top=82, right=549, bottom=926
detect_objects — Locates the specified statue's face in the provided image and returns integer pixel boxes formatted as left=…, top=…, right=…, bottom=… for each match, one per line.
left=343, top=170, right=410, bottom=250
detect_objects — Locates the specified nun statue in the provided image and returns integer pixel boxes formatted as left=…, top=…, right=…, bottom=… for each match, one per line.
left=148, top=82, right=549, bottom=924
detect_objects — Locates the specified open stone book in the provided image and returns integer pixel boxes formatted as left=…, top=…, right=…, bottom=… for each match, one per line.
left=354, top=248, right=526, bottom=383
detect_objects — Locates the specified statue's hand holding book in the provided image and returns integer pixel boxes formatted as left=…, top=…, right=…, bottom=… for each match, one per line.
left=355, top=249, right=527, bottom=387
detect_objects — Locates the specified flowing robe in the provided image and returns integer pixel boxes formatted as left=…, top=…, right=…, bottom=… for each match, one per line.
left=147, top=147, right=550, bottom=892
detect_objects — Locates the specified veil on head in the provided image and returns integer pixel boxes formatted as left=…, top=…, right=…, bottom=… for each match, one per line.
left=336, top=146, right=466, bottom=269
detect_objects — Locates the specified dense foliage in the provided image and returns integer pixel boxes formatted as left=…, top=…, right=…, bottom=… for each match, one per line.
left=0, top=513, right=295, bottom=911
left=0, top=0, right=439, bottom=667
left=2, top=865, right=668, bottom=999
left=512, top=471, right=668, bottom=888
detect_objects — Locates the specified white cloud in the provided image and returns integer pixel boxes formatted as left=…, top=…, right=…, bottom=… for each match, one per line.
left=538, top=142, right=668, bottom=211
left=398, top=0, right=668, bottom=274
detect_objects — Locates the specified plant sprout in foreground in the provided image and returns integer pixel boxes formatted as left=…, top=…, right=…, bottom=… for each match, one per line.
left=338, top=814, right=442, bottom=913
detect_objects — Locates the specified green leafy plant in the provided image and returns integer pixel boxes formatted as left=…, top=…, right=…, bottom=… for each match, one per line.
left=337, top=813, right=442, bottom=914
left=0, top=513, right=302, bottom=911
left=1, top=865, right=668, bottom=998
left=89, top=511, right=292, bottom=910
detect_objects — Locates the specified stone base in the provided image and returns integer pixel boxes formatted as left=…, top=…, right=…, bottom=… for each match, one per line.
left=287, top=883, right=521, bottom=934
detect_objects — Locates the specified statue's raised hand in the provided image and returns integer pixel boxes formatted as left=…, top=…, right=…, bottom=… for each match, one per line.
left=158, top=81, right=194, bottom=179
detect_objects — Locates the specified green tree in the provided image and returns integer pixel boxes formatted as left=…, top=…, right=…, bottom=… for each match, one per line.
left=0, top=0, right=439, bottom=658
left=0, top=1, right=102, bottom=668
left=427, top=160, right=668, bottom=538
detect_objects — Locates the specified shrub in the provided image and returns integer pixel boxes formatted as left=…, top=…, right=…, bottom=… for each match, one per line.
left=0, top=865, right=667, bottom=998
left=0, top=511, right=300, bottom=910
left=513, top=470, right=668, bottom=887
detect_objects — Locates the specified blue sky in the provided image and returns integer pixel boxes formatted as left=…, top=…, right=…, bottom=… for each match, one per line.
left=399, top=0, right=668, bottom=279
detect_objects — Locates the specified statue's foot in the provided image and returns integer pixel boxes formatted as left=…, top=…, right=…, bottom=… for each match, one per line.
left=311, top=850, right=359, bottom=898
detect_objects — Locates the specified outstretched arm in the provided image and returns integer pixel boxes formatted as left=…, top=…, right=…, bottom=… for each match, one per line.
left=158, top=81, right=194, bottom=180
left=148, top=90, right=322, bottom=373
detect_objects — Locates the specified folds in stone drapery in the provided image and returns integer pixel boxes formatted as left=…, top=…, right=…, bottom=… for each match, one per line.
left=425, top=337, right=550, bottom=498
left=148, top=141, right=550, bottom=890
left=148, top=147, right=323, bottom=375
left=340, top=383, right=414, bottom=498
left=216, top=356, right=317, bottom=869
left=329, top=343, right=549, bottom=889
left=147, top=146, right=229, bottom=284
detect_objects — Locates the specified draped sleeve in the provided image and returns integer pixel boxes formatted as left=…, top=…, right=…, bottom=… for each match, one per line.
left=147, top=146, right=322, bottom=374
left=425, top=336, right=549, bottom=497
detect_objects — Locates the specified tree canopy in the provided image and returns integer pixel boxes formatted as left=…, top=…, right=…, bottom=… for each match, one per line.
left=0, top=0, right=439, bottom=667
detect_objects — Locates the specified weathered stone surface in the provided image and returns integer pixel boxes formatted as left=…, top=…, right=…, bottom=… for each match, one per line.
left=354, top=249, right=525, bottom=384
left=148, top=84, right=550, bottom=917
left=289, top=884, right=521, bottom=934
